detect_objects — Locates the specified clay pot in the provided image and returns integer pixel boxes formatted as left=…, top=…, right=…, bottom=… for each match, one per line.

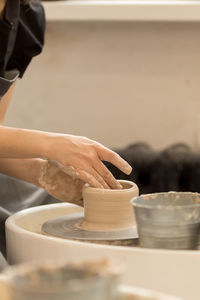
left=80, top=180, right=139, bottom=232
left=41, top=180, right=139, bottom=243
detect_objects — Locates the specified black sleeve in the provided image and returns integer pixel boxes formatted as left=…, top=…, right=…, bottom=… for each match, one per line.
left=0, top=15, right=12, bottom=78
left=0, top=0, right=45, bottom=98
left=0, top=70, right=19, bottom=99
left=7, top=0, right=46, bottom=78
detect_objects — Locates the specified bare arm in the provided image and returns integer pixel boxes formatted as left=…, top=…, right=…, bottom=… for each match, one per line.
left=0, top=85, right=47, bottom=186
left=0, top=157, right=44, bottom=186
left=0, top=0, right=6, bottom=19
left=0, top=85, right=83, bottom=204
left=0, top=83, right=15, bottom=124
left=0, top=86, right=132, bottom=189
left=0, top=84, right=50, bottom=160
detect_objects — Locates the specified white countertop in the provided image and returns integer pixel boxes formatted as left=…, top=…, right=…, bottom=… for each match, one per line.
left=43, top=0, right=200, bottom=22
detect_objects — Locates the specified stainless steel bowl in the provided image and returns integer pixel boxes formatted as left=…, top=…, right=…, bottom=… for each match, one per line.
left=2, top=259, right=119, bottom=300
left=131, top=192, right=200, bottom=250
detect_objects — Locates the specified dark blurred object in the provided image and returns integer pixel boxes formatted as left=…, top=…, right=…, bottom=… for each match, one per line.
left=104, top=143, right=200, bottom=194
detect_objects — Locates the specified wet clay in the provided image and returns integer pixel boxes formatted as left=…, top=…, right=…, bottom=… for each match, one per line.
left=38, top=160, right=84, bottom=206
left=77, top=180, right=139, bottom=232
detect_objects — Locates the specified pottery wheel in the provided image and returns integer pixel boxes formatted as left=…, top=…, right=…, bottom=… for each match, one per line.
left=42, top=212, right=138, bottom=241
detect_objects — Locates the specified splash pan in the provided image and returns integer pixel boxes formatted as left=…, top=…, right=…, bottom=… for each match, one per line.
left=6, top=203, right=200, bottom=300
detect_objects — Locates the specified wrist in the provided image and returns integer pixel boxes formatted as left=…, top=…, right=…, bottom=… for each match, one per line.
left=38, top=132, right=56, bottom=160
left=0, top=126, right=55, bottom=160
left=44, top=133, right=71, bottom=162
left=0, top=158, right=47, bottom=187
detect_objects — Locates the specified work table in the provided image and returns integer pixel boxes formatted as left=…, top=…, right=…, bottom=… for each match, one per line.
left=43, top=0, right=200, bottom=22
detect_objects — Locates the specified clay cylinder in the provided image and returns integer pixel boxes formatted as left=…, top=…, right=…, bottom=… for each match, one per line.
left=82, top=180, right=139, bottom=231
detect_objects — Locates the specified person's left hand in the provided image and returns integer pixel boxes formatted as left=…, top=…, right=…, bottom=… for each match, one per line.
left=38, top=159, right=84, bottom=206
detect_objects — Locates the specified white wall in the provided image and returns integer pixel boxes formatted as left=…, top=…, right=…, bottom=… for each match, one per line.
left=5, top=21, right=200, bottom=150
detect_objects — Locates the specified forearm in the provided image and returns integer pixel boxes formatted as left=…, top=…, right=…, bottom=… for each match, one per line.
left=0, top=157, right=45, bottom=186
left=0, top=83, right=16, bottom=124
left=0, top=125, right=52, bottom=159
left=0, top=76, right=52, bottom=160
left=0, top=83, right=132, bottom=190
left=0, top=0, right=6, bottom=19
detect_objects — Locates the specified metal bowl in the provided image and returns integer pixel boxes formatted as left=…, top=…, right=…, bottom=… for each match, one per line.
left=131, top=192, right=200, bottom=250
left=1, top=259, right=119, bottom=300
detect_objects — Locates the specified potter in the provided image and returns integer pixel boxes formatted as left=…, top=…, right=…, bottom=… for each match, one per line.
left=0, top=0, right=133, bottom=269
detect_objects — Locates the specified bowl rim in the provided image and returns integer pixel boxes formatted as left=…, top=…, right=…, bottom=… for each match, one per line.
left=2, top=259, right=116, bottom=294
left=83, top=180, right=138, bottom=193
left=131, top=191, right=200, bottom=210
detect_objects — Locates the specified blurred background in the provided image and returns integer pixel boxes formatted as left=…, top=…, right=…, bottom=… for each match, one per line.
left=4, top=2, right=200, bottom=193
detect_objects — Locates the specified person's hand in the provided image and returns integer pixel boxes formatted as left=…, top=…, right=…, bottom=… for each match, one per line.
left=38, top=159, right=84, bottom=206
left=0, top=126, right=132, bottom=190
left=47, top=134, right=132, bottom=189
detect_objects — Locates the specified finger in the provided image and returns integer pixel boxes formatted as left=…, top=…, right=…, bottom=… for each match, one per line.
left=95, top=145, right=132, bottom=175
left=77, top=169, right=104, bottom=189
left=70, top=157, right=111, bottom=189
left=88, top=167, right=110, bottom=189
left=93, top=160, right=122, bottom=189
left=55, top=157, right=107, bottom=189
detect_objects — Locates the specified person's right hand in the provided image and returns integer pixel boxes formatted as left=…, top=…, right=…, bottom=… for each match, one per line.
left=47, top=134, right=132, bottom=190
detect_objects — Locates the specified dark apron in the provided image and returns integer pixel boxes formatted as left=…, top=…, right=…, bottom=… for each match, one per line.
left=0, top=1, right=54, bottom=271
left=0, top=175, right=59, bottom=271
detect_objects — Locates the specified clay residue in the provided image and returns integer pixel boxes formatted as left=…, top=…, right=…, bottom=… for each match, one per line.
left=38, top=160, right=84, bottom=206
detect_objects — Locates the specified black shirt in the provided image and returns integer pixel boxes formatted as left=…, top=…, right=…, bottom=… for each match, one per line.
left=0, top=0, right=45, bottom=98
